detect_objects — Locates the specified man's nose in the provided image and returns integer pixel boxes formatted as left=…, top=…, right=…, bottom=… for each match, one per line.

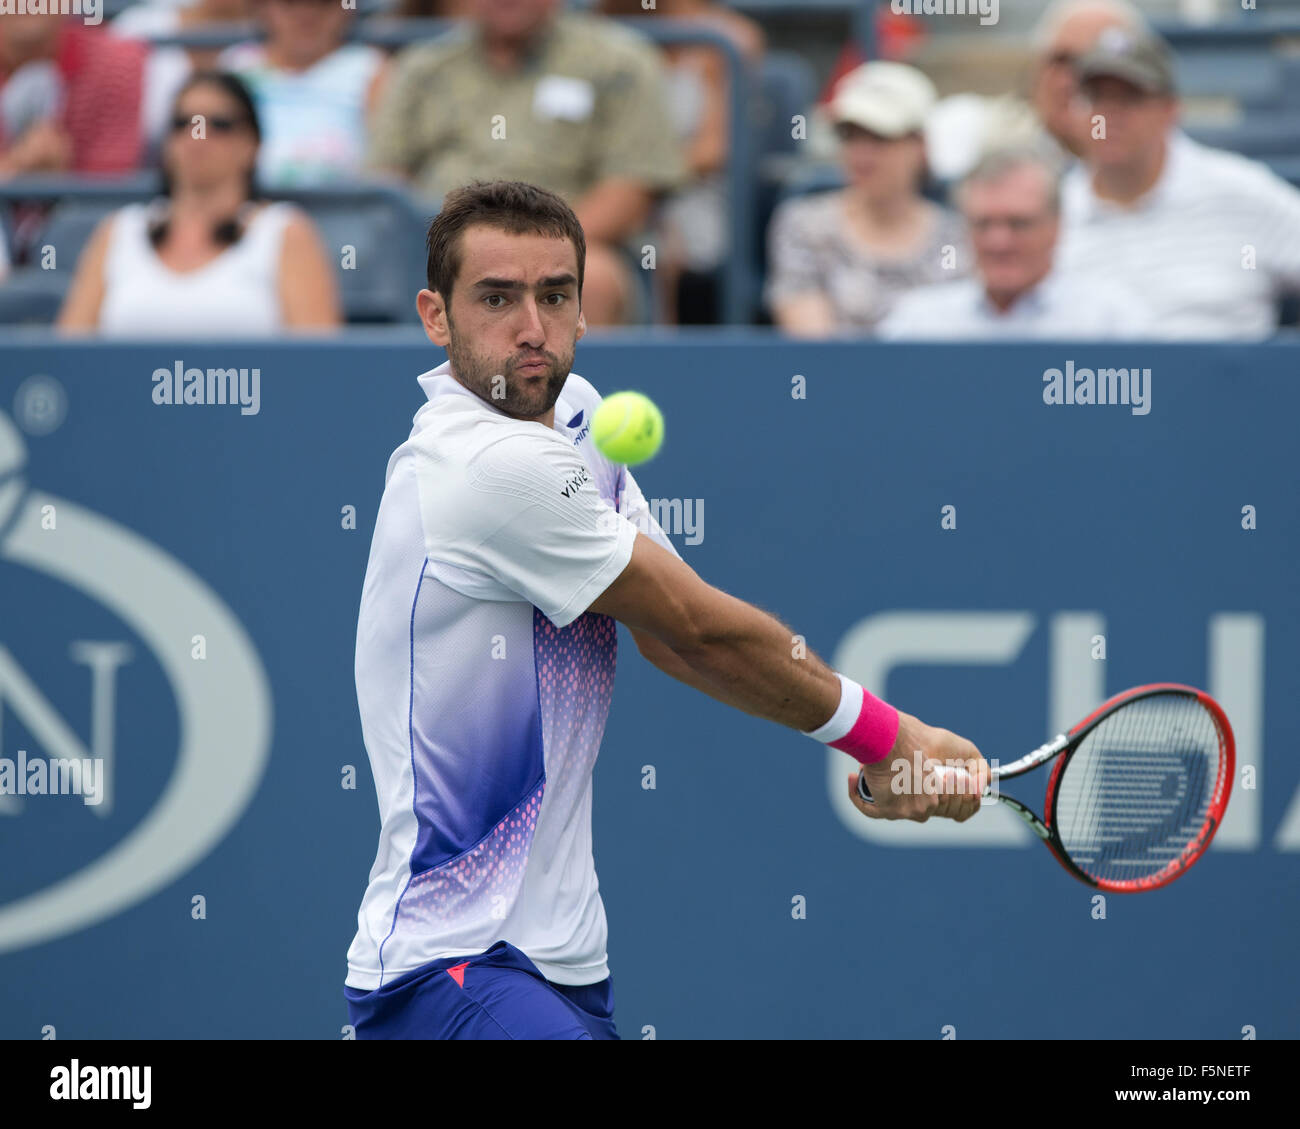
left=516, top=296, right=545, bottom=345
left=978, top=226, right=1013, bottom=253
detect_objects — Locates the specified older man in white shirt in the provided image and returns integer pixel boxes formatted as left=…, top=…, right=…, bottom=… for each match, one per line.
left=879, top=147, right=1151, bottom=340
left=1056, top=27, right=1300, bottom=340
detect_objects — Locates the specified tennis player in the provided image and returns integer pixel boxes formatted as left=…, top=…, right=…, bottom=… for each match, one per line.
left=344, top=180, right=989, bottom=1040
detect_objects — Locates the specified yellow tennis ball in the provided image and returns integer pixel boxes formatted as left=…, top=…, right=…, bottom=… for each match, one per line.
left=591, top=391, right=663, bottom=466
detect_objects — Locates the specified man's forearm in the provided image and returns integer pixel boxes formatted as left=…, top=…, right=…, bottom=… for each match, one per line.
left=573, top=179, right=654, bottom=244
left=632, top=627, right=761, bottom=715
left=644, top=592, right=841, bottom=732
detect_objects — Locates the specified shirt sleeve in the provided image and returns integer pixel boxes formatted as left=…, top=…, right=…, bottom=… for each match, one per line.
left=62, top=29, right=146, bottom=174
left=424, top=430, right=637, bottom=628
left=619, top=465, right=683, bottom=559
left=366, top=45, right=432, bottom=176
left=764, top=197, right=825, bottom=309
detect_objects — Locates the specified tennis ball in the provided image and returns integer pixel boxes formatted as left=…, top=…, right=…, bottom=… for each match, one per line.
left=591, top=391, right=663, bottom=466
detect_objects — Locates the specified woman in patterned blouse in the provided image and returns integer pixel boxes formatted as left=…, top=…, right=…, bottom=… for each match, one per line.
left=765, top=61, right=971, bottom=337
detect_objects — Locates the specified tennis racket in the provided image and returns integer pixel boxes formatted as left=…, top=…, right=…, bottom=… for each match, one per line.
left=855, top=683, right=1234, bottom=892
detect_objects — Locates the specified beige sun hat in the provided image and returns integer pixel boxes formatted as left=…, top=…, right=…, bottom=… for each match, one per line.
left=829, top=61, right=939, bottom=138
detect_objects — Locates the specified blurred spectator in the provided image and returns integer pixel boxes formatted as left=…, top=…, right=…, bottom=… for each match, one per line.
left=112, top=0, right=253, bottom=159
left=599, top=0, right=764, bottom=323
left=392, top=0, right=474, bottom=13
left=879, top=147, right=1151, bottom=339
left=218, top=0, right=389, bottom=185
left=368, top=0, right=688, bottom=326
left=57, top=71, right=341, bottom=335
left=0, top=16, right=146, bottom=176
left=764, top=62, right=969, bottom=337
left=1030, top=0, right=1144, bottom=160
left=1058, top=29, right=1300, bottom=340
left=801, top=7, right=927, bottom=164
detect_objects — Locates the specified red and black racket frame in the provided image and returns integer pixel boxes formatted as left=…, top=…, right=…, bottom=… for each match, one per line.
left=1022, top=683, right=1235, bottom=892
left=855, top=682, right=1236, bottom=892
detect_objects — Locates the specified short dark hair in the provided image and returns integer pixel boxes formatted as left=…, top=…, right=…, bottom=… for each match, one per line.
left=424, top=180, right=587, bottom=304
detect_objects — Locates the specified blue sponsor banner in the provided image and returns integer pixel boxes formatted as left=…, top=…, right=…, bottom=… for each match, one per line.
left=0, top=333, right=1295, bottom=1039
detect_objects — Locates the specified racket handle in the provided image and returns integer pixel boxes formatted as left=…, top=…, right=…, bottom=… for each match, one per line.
left=855, top=766, right=991, bottom=805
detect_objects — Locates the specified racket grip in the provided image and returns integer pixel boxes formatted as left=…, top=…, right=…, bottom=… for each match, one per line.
left=855, top=765, right=989, bottom=805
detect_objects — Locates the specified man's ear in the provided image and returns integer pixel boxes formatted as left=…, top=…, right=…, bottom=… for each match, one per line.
left=576, top=308, right=587, bottom=342
left=417, top=289, right=450, bottom=347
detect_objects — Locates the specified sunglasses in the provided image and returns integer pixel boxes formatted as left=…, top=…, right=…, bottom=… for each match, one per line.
left=170, top=115, right=249, bottom=134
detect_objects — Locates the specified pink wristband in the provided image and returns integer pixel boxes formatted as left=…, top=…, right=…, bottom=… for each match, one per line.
left=829, top=686, right=900, bottom=766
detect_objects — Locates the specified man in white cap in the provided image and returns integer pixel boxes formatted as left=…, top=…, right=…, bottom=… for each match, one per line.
left=1057, top=27, right=1300, bottom=339
left=765, top=61, right=969, bottom=337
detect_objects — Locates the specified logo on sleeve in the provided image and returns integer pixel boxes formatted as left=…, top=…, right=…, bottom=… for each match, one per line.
left=565, top=410, right=591, bottom=446
left=561, top=466, right=591, bottom=498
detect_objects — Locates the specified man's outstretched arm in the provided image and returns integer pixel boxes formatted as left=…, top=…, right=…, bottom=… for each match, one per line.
left=589, top=533, right=989, bottom=821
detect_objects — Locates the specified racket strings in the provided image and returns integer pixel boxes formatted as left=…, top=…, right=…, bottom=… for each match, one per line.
left=1053, top=694, right=1224, bottom=884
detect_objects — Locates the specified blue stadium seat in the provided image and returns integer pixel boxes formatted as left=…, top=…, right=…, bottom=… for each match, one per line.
left=1185, top=118, right=1300, bottom=159
left=1173, top=50, right=1284, bottom=110
left=753, top=51, right=818, bottom=166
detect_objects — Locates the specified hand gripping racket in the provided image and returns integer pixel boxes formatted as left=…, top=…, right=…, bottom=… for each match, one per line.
left=856, top=683, right=1235, bottom=892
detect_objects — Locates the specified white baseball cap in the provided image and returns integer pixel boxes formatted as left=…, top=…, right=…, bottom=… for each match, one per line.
left=829, top=62, right=937, bottom=139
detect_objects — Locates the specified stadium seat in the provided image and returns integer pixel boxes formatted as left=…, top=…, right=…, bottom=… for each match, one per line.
left=1185, top=118, right=1300, bottom=160
left=753, top=51, right=818, bottom=171
left=1173, top=50, right=1284, bottom=111
left=285, top=188, right=430, bottom=324
left=734, top=51, right=817, bottom=321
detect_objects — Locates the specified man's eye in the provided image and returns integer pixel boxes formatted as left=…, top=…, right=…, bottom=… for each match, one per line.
left=545, top=292, right=567, bottom=305
left=484, top=295, right=506, bottom=309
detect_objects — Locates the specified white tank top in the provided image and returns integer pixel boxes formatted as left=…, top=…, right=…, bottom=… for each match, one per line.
left=98, top=201, right=293, bottom=336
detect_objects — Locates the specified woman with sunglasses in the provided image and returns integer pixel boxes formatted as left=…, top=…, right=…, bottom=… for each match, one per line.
left=58, top=71, right=341, bottom=335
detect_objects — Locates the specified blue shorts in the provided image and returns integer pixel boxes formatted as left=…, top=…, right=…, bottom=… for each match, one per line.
left=343, top=940, right=619, bottom=1040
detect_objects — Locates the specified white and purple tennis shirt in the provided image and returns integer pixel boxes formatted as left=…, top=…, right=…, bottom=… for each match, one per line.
left=346, top=360, right=678, bottom=991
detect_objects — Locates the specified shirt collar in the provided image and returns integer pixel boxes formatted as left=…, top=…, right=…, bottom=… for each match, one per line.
left=977, top=269, right=1056, bottom=319
left=415, top=360, right=575, bottom=435
left=469, top=13, right=563, bottom=72
left=1074, top=129, right=1194, bottom=219
left=416, top=360, right=478, bottom=406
